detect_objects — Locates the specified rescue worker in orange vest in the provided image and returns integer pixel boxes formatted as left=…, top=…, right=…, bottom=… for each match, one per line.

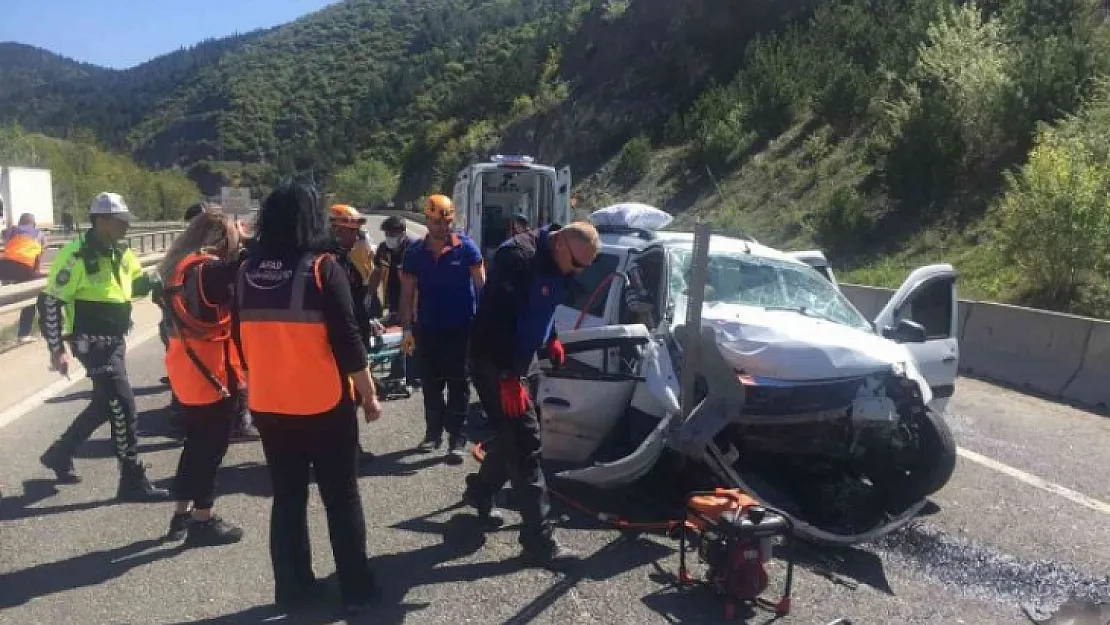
left=238, top=182, right=382, bottom=616
left=0, top=213, right=46, bottom=343
left=156, top=212, right=248, bottom=546
left=328, top=203, right=379, bottom=466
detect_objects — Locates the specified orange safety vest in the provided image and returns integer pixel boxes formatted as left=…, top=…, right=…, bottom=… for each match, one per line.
left=2, top=232, right=43, bottom=269
left=236, top=252, right=354, bottom=416
left=164, top=251, right=245, bottom=406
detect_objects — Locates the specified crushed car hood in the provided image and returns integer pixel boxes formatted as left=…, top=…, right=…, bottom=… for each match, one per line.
left=696, top=303, right=914, bottom=381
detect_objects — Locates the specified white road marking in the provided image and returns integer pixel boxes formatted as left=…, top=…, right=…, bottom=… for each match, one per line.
left=957, top=447, right=1110, bottom=516
left=0, top=325, right=162, bottom=431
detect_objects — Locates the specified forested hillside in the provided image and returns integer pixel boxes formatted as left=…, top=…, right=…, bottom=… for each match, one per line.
left=2, top=0, right=1110, bottom=316
left=0, top=124, right=200, bottom=220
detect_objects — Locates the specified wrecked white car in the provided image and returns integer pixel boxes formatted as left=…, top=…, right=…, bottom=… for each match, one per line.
left=529, top=205, right=960, bottom=546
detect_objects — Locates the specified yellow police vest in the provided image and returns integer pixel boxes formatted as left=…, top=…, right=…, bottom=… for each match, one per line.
left=42, top=235, right=143, bottom=335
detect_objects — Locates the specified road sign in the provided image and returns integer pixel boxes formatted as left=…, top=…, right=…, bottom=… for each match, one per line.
left=220, top=187, right=252, bottom=215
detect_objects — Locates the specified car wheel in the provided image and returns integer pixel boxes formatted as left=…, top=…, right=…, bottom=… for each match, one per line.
left=910, top=407, right=957, bottom=496
left=878, top=407, right=957, bottom=502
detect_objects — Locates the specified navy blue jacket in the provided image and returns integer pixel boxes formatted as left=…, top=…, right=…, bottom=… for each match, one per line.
left=469, top=225, right=569, bottom=376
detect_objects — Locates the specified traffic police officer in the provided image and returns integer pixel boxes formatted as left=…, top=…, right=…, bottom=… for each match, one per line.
left=462, top=220, right=601, bottom=569
left=37, top=192, right=169, bottom=501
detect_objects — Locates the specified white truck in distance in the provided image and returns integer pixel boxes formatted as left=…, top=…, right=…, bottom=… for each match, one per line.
left=452, top=154, right=573, bottom=258
left=0, top=166, right=55, bottom=231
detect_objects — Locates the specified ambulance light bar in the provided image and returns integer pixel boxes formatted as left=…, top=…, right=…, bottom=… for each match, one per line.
left=491, top=154, right=535, bottom=166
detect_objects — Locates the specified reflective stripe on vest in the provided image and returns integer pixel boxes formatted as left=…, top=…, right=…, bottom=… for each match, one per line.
left=164, top=252, right=244, bottom=406
left=2, top=233, right=42, bottom=269
left=237, top=253, right=350, bottom=416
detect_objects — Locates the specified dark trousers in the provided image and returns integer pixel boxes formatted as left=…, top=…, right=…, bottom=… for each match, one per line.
left=469, top=358, right=553, bottom=549
left=171, top=397, right=235, bottom=509
left=415, top=325, right=470, bottom=443
left=52, top=337, right=141, bottom=470
left=0, top=259, right=36, bottom=338
left=254, top=403, right=374, bottom=605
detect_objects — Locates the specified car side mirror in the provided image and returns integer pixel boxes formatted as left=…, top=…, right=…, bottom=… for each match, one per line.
left=882, top=318, right=927, bottom=343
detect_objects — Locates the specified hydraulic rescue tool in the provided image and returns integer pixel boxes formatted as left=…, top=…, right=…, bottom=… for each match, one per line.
left=677, top=488, right=795, bottom=620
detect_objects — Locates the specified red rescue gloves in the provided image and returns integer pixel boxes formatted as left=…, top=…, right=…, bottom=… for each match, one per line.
left=498, top=376, right=529, bottom=418
left=546, top=336, right=566, bottom=368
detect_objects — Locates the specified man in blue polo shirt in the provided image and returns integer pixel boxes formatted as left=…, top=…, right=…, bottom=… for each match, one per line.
left=399, top=194, right=486, bottom=464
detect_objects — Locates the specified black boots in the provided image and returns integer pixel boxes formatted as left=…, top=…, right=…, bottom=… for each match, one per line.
left=117, top=462, right=170, bottom=502
left=462, top=473, right=581, bottom=571
left=462, top=473, right=504, bottom=530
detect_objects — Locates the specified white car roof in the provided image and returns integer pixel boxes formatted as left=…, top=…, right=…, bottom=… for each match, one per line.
left=596, top=228, right=808, bottom=267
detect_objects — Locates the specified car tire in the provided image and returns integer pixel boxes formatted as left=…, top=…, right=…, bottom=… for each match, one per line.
left=882, top=407, right=957, bottom=501
left=911, top=407, right=958, bottom=497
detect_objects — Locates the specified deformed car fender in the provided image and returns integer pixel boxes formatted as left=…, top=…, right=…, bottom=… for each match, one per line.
left=554, top=413, right=676, bottom=487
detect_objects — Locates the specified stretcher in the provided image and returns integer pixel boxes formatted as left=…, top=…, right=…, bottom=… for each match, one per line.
left=368, top=325, right=411, bottom=400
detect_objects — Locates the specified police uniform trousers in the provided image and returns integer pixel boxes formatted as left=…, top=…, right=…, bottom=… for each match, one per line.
left=414, top=324, right=470, bottom=444
left=468, top=357, right=554, bottom=549
left=51, top=335, right=142, bottom=471
left=253, top=398, right=375, bottom=606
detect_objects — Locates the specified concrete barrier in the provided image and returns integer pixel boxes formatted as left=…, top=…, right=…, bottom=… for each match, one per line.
left=839, top=283, right=1108, bottom=413
left=959, top=301, right=1091, bottom=397
left=838, top=284, right=889, bottom=320
left=1061, top=323, right=1110, bottom=411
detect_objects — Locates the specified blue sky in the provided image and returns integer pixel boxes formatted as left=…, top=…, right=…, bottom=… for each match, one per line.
left=0, top=0, right=338, bottom=69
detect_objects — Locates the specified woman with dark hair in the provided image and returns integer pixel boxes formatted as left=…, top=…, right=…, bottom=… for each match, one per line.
left=237, top=181, right=382, bottom=615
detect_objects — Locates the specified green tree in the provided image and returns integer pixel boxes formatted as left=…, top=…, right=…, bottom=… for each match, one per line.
left=329, top=158, right=399, bottom=208
left=996, top=81, right=1110, bottom=308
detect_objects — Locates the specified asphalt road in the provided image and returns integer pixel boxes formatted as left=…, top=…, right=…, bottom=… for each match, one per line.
left=0, top=336, right=1107, bottom=625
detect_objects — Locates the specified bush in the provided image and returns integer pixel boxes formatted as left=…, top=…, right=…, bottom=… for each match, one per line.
left=613, top=135, right=652, bottom=185
left=803, top=184, right=875, bottom=255
left=329, top=158, right=399, bottom=208
left=995, top=85, right=1110, bottom=308
left=876, top=1, right=1016, bottom=203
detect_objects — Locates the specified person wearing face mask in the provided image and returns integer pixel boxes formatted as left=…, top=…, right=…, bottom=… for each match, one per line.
left=367, top=215, right=420, bottom=386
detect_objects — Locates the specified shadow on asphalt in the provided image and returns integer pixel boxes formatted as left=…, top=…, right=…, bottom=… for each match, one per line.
left=0, top=478, right=120, bottom=521
left=45, top=384, right=168, bottom=405
left=0, top=537, right=187, bottom=610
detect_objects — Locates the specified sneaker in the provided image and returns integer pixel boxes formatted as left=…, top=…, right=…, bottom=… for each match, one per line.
left=416, top=437, right=441, bottom=453
left=166, top=512, right=191, bottom=541
left=445, top=438, right=466, bottom=465
left=522, top=538, right=581, bottom=571
left=185, top=516, right=244, bottom=547
left=17, top=336, right=37, bottom=345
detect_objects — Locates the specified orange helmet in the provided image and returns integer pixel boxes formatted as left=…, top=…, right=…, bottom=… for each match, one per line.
left=329, top=204, right=367, bottom=229
left=424, top=195, right=455, bottom=222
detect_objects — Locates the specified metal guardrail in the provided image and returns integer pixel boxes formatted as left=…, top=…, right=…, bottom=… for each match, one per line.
left=0, top=228, right=184, bottom=315
left=0, top=222, right=183, bottom=253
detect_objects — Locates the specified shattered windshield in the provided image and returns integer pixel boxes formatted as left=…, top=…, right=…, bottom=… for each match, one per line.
left=668, top=246, right=872, bottom=331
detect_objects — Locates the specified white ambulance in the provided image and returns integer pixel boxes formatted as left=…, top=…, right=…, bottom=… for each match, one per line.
left=451, top=155, right=573, bottom=258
